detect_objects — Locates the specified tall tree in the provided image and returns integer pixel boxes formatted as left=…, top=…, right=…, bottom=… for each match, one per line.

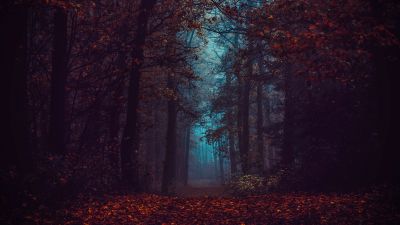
left=256, top=83, right=264, bottom=173
left=0, top=4, right=31, bottom=221
left=237, top=57, right=251, bottom=174
left=162, top=74, right=178, bottom=194
left=49, top=7, right=68, bottom=154
left=183, top=127, right=191, bottom=185
left=120, top=0, right=157, bottom=189
left=0, top=1, right=30, bottom=174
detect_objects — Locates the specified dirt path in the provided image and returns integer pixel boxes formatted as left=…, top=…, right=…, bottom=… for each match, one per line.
left=175, top=185, right=227, bottom=197
left=175, top=179, right=227, bottom=197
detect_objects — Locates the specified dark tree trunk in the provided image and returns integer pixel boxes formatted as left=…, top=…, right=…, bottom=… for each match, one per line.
left=49, top=7, right=68, bottom=154
left=120, top=0, right=156, bottom=190
left=152, top=107, right=163, bottom=190
left=257, top=58, right=272, bottom=170
left=108, top=91, right=120, bottom=165
left=108, top=53, right=125, bottom=180
left=219, top=155, right=224, bottom=184
left=225, top=71, right=237, bottom=176
left=282, top=72, right=294, bottom=165
left=183, top=126, right=191, bottom=186
left=256, top=83, right=264, bottom=173
left=228, top=129, right=237, bottom=175
left=176, top=124, right=185, bottom=185
left=0, top=2, right=30, bottom=174
left=218, top=141, right=225, bottom=184
left=368, top=0, right=399, bottom=184
left=264, top=86, right=271, bottom=129
left=371, top=42, right=398, bottom=184
left=239, top=74, right=251, bottom=174
left=236, top=82, right=243, bottom=173
left=214, top=147, right=219, bottom=180
left=161, top=74, right=178, bottom=194
left=0, top=5, right=30, bottom=221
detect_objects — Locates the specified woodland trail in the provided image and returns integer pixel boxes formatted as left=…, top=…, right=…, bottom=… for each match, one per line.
left=176, top=185, right=226, bottom=197
left=176, top=179, right=226, bottom=197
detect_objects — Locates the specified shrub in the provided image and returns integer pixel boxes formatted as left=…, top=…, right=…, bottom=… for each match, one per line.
left=228, top=174, right=265, bottom=196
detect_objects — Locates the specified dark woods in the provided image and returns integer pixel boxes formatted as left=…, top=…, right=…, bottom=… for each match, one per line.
left=0, top=0, right=399, bottom=223
left=1, top=0, right=201, bottom=220
left=207, top=0, right=399, bottom=191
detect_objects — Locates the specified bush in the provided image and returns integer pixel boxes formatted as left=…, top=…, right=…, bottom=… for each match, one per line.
left=228, top=175, right=266, bottom=196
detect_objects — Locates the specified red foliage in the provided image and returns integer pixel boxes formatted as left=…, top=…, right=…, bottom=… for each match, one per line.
left=27, top=190, right=399, bottom=224
left=248, top=0, right=399, bottom=83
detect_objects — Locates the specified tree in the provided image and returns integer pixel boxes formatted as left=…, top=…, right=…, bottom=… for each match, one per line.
left=249, top=0, right=399, bottom=189
left=0, top=3, right=31, bottom=222
left=0, top=1, right=30, bottom=175
left=237, top=58, right=251, bottom=174
left=120, top=0, right=157, bottom=190
left=256, top=82, right=264, bottom=173
left=49, top=6, right=68, bottom=154
left=162, top=73, right=178, bottom=194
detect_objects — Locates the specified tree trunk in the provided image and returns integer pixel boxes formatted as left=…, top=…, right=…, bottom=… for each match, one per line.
left=161, top=74, right=178, bottom=194
left=239, top=68, right=251, bottom=174
left=368, top=0, right=399, bottom=184
left=256, top=83, right=264, bottom=174
left=49, top=7, right=68, bottom=154
left=0, top=2, right=30, bottom=173
left=120, top=0, right=156, bottom=190
left=282, top=72, right=294, bottom=165
left=108, top=85, right=122, bottom=179
left=218, top=141, right=225, bottom=184
left=0, top=5, right=30, bottom=222
left=153, top=107, right=163, bottom=190
left=183, top=126, right=191, bottom=186
left=228, top=129, right=237, bottom=175
left=225, top=70, right=237, bottom=176
left=236, top=82, right=243, bottom=172
left=264, top=86, right=271, bottom=126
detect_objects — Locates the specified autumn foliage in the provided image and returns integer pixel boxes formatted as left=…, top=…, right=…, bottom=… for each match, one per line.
left=1, top=0, right=399, bottom=224
left=208, top=0, right=399, bottom=191
left=250, top=0, right=399, bottom=82
left=26, top=188, right=400, bottom=225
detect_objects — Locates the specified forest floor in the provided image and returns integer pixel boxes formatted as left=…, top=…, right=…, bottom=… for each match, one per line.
left=176, top=180, right=227, bottom=197
left=24, top=187, right=400, bottom=225
left=176, top=185, right=226, bottom=197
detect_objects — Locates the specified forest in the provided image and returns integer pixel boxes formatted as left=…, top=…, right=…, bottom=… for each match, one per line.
left=1, top=0, right=399, bottom=224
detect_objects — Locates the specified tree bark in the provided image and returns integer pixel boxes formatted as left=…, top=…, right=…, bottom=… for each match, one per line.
left=256, top=83, right=264, bottom=174
left=0, top=2, right=30, bottom=173
left=236, top=81, right=243, bottom=172
left=239, top=66, right=251, bottom=174
left=228, top=129, right=237, bottom=175
left=120, top=0, right=156, bottom=190
left=225, top=70, right=237, bottom=176
left=282, top=71, right=294, bottom=165
left=49, top=7, right=68, bottom=154
left=161, top=74, right=178, bottom=194
left=368, top=0, right=399, bottom=184
left=183, top=126, right=191, bottom=186
left=218, top=141, right=225, bottom=184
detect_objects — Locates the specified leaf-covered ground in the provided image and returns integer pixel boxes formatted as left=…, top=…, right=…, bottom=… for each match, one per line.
left=27, top=190, right=399, bottom=225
